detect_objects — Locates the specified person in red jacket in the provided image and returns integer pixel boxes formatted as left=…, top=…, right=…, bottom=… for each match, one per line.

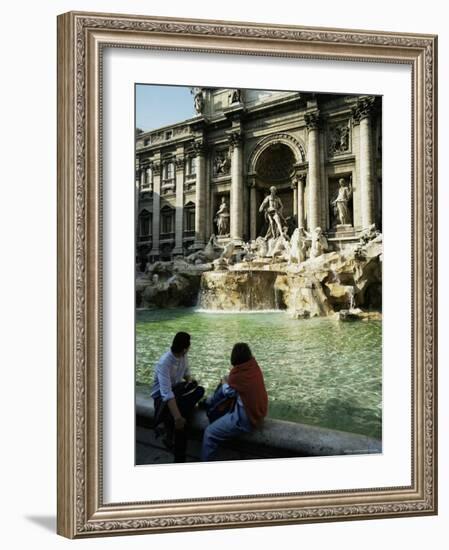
left=201, top=342, right=268, bottom=462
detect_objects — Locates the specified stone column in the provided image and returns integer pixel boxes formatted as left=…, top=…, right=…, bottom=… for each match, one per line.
left=146, top=166, right=152, bottom=191
left=248, top=174, right=257, bottom=241
left=205, top=156, right=212, bottom=239
left=135, top=165, right=141, bottom=237
left=351, top=118, right=362, bottom=228
left=356, top=97, right=376, bottom=228
left=297, top=173, right=306, bottom=229
left=149, top=158, right=161, bottom=259
left=305, top=112, right=321, bottom=232
left=193, top=140, right=207, bottom=249
left=291, top=182, right=298, bottom=219
left=173, top=152, right=185, bottom=255
left=229, top=131, right=244, bottom=243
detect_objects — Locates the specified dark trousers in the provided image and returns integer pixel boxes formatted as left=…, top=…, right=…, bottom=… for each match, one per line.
left=154, top=385, right=204, bottom=462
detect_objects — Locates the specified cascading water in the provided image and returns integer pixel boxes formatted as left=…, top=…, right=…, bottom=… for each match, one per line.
left=347, top=286, right=355, bottom=311
left=197, top=269, right=282, bottom=311
left=274, top=286, right=281, bottom=310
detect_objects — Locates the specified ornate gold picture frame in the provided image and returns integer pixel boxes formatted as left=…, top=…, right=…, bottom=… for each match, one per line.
left=57, top=11, right=437, bottom=538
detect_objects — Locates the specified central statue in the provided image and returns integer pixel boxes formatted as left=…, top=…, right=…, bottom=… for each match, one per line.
left=258, top=186, right=285, bottom=240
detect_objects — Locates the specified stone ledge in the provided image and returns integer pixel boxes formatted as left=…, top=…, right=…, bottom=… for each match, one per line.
left=136, top=384, right=381, bottom=458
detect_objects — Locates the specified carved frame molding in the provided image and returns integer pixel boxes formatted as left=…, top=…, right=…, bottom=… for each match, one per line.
left=57, top=11, right=437, bottom=538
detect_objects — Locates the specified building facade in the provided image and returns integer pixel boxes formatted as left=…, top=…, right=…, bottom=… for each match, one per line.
left=136, top=88, right=382, bottom=265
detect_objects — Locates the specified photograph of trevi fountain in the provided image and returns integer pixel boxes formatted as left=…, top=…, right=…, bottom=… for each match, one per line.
left=135, top=85, right=382, bottom=463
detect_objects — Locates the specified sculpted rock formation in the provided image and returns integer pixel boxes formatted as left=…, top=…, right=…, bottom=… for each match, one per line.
left=198, top=270, right=280, bottom=311
left=136, top=260, right=209, bottom=309
left=136, top=226, right=383, bottom=319
left=197, top=231, right=382, bottom=317
left=281, top=232, right=382, bottom=318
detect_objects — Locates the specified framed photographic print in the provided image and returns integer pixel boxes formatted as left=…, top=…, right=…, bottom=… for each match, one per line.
left=57, top=11, right=438, bottom=538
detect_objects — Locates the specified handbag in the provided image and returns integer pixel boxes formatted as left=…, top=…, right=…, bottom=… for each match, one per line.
left=206, top=383, right=236, bottom=423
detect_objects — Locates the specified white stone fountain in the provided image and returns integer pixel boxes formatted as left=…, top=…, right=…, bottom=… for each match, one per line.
left=137, top=220, right=382, bottom=320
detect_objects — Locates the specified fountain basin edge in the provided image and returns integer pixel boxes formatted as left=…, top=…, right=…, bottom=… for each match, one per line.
left=136, top=384, right=382, bottom=459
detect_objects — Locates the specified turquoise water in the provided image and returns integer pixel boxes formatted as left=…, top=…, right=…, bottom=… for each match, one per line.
left=136, top=309, right=382, bottom=440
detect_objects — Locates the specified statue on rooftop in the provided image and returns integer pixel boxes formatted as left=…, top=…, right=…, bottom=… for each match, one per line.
left=228, top=88, right=242, bottom=104
left=192, top=88, right=204, bottom=114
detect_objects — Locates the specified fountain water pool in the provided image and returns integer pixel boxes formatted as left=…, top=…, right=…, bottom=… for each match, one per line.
left=136, top=308, right=382, bottom=439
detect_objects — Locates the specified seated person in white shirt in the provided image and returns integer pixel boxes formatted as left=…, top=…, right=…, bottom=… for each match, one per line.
left=151, top=331, right=204, bottom=462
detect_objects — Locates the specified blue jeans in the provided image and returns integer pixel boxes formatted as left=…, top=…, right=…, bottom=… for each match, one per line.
left=201, top=403, right=252, bottom=462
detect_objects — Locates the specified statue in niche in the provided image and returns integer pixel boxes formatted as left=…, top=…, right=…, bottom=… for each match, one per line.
left=331, top=178, right=352, bottom=226
left=214, top=196, right=230, bottom=236
left=258, top=186, right=285, bottom=240
left=193, top=88, right=204, bottom=114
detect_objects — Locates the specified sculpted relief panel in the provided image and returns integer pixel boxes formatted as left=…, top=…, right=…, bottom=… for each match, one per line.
left=213, top=149, right=231, bottom=177
left=328, top=121, right=351, bottom=157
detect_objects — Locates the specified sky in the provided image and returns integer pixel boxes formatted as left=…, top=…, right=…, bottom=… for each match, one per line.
left=136, top=84, right=196, bottom=132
